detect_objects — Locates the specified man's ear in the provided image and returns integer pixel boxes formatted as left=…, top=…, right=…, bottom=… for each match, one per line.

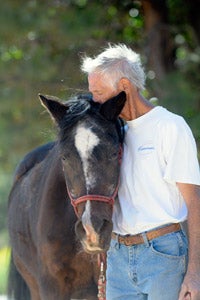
left=118, top=78, right=130, bottom=92
left=38, top=94, right=69, bottom=124
left=99, top=91, right=126, bottom=121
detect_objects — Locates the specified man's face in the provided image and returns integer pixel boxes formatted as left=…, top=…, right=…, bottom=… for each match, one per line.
left=88, top=73, right=120, bottom=103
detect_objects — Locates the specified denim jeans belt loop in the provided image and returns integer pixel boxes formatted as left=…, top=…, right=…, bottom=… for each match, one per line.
left=112, top=223, right=181, bottom=246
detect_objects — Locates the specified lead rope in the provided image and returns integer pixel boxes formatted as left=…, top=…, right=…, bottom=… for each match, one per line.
left=97, top=253, right=106, bottom=300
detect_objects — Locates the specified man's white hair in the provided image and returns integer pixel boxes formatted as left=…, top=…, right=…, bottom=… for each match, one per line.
left=81, top=43, right=146, bottom=90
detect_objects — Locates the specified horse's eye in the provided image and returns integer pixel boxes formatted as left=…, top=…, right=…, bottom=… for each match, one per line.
left=62, top=156, right=66, bottom=161
left=109, top=152, right=118, bottom=160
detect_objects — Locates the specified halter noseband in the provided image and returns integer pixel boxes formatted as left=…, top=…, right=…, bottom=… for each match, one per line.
left=67, top=177, right=120, bottom=217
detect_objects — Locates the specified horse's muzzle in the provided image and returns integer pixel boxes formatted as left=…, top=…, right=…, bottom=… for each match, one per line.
left=75, top=219, right=112, bottom=253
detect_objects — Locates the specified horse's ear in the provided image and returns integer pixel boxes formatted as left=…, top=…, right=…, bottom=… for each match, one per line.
left=38, top=94, right=68, bottom=123
left=99, top=91, right=126, bottom=121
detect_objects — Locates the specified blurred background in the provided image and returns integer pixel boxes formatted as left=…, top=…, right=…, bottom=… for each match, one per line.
left=0, top=0, right=200, bottom=294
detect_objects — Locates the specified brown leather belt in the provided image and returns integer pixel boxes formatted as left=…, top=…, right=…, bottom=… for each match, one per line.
left=112, top=223, right=181, bottom=246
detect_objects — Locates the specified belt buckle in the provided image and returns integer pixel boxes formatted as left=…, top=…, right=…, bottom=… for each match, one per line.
left=124, top=236, right=133, bottom=246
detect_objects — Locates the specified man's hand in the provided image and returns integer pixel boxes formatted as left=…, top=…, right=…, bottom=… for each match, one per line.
left=178, top=271, right=200, bottom=299
left=177, top=183, right=200, bottom=300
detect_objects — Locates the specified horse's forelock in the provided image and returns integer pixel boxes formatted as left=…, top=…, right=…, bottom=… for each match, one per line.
left=58, top=94, right=124, bottom=146
left=58, top=96, right=101, bottom=139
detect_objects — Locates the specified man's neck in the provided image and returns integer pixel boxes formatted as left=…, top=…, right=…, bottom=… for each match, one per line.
left=120, top=92, right=154, bottom=121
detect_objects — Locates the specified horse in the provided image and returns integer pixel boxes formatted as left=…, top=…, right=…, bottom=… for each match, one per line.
left=7, top=91, right=126, bottom=300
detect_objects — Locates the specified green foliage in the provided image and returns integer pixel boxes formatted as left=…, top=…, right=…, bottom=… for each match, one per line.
left=157, top=72, right=200, bottom=148
left=0, top=247, right=10, bottom=294
left=168, top=0, right=189, bottom=25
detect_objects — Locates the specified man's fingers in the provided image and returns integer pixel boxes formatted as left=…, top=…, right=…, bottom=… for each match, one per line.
left=179, top=285, right=189, bottom=300
left=185, top=292, right=191, bottom=300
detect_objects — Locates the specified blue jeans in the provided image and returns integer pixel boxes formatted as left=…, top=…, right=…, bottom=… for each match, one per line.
left=106, top=230, right=188, bottom=300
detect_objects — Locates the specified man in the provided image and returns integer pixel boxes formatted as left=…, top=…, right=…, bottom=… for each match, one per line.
left=81, top=43, right=200, bottom=300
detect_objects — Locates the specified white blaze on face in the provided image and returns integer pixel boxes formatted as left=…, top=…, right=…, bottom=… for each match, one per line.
left=75, top=125, right=100, bottom=191
left=75, top=125, right=101, bottom=250
left=82, top=201, right=101, bottom=251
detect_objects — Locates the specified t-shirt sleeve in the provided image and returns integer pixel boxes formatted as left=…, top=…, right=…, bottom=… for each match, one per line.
left=161, top=116, right=200, bottom=185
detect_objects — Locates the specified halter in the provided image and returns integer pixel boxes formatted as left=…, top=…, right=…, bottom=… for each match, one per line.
left=68, top=177, right=120, bottom=217
left=67, top=144, right=123, bottom=217
left=67, top=118, right=125, bottom=217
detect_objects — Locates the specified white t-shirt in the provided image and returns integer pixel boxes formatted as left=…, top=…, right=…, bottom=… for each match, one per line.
left=112, top=106, right=200, bottom=235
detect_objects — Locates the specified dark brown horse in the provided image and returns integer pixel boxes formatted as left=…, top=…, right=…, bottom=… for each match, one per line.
left=7, top=92, right=126, bottom=300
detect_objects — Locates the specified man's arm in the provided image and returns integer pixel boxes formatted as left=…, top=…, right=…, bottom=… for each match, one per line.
left=177, top=183, right=200, bottom=300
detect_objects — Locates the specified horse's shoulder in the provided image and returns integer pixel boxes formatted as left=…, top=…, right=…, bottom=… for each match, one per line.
left=14, top=142, right=56, bottom=182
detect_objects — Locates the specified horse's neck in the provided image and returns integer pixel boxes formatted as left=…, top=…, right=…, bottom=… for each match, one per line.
left=43, top=147, right=65, bottom=188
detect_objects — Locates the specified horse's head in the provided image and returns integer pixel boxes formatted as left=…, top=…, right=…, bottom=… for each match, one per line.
left=39, top=92, right=126, bottom=253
